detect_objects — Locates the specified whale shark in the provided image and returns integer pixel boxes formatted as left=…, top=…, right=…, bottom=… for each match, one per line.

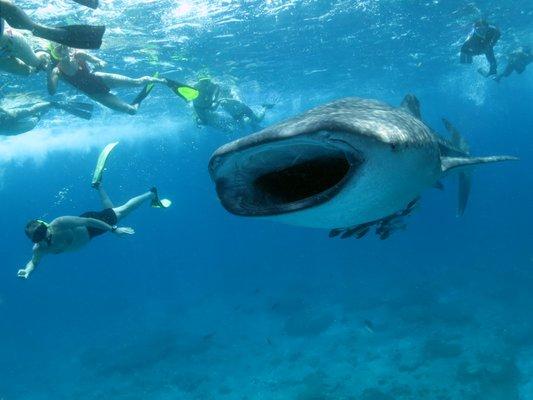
left=208, top=95, right=517, bottom=239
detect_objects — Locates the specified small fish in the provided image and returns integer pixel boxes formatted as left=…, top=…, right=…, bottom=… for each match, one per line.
left=202, top=332, right=216, bottom=342
left=363, top=319, right=375, bottom=334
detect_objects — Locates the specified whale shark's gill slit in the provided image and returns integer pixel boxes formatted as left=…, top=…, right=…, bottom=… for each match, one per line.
left=254, top=156, right=351, bottom=204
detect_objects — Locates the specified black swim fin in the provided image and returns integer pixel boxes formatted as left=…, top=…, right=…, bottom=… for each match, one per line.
left=39, top=25, right=106, bottom=50
left=165, top=79, right=199, bottom=102
left=52, top=101, right=94, bottom=120
left=150, top=187, right=172, bottom=208
left=71, top=0, right=99, bottom=9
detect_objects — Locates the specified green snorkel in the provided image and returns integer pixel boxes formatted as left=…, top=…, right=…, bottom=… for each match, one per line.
left=48, top=43, right=63, bottom=62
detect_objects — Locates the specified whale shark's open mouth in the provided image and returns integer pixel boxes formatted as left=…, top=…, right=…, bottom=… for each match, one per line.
left=209, top=138, right=363, bottom=216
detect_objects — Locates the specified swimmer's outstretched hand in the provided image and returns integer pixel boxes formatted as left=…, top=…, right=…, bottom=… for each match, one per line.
left=17, top=269, right=30, bottom=279
left=114, top=227, right=135, bottom=236
left=95, top=60, right=107, bottom=69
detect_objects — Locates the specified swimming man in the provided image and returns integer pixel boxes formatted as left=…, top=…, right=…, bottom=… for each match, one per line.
left=460, top=19, right=500, bottom=76
left=494, top=46, right=533, bottom=82
left=18, top=144, right=170, bottom=279
left=191, top=78, right=274, bottom=133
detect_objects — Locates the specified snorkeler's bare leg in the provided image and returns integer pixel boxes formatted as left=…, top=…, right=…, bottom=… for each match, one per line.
left=96, top=185, right=114, bottom=209
left=7, top=102, right=52, bottom=119
left=496, top=63, right=514, bottom=81
left=0, top=1, right=53, bottom=35
left=94, top=72, right=165, bottom=89
left=485, top=48, right=497, bottom=76
left=89, top=92, right=138, bottom=115
left=8, top=30, right=48, bottom=68
left=0, top=1, right=81, bottom=45
left=0, top=57, right=32, bottom=75
left=113, top=192, right=153, bottom=220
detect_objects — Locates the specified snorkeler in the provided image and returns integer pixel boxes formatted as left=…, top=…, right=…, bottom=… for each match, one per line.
left=460, top=19, right=500, bottom=76
left=0, top=99, right=93, bottom=135
left=189, top=78, right=274, bottom=133
left=493, top=46, right=533, bottom=82
left=0, top=20, right=50, bottom=76
left=47, top=44, right=166, bottom=115
left=0, top=0, right=105, bottom=49
left=17, top=142, right=171, bottom=280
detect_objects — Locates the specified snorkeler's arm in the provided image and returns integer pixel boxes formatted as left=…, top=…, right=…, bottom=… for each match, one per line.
left=17, top=245, right=44, bottom=279
left=47, top=66, right=60, bottom=95
left=54, top=216, right=134, bottom=235
left=9, top=103, right=52, bottom=119
left=75, top=51, right=106, bottom=68
left=488, top=27, right=500, bottom=46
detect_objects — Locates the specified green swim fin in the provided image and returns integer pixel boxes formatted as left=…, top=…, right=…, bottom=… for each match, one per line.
left=71, top=0, right=99, bottom=9
left=150, top=187, right=172, bottom=208
left=51, top=101, right=94, bottom=120
left=165, top=79, right=199, bottom=102
left=92, top=142, right=119, bottom=188
left=131, top=80, right=157, bottom=106
left=40, top=25, right=106, bottom=50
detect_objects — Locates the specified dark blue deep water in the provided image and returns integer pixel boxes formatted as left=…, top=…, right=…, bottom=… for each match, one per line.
left=1, top=1, right=532, bottom=399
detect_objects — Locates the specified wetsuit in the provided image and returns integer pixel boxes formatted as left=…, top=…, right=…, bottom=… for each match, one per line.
left=193, top=79, right=221, bottom=125
left=79, top=208, right=117, bottom=239
left=59, top=54, right=110, bottom=95
left=460, top=25, right=500, bottom=75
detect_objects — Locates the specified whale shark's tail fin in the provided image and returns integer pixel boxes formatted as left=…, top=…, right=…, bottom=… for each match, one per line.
left=441, top=118, right=517, bottom=216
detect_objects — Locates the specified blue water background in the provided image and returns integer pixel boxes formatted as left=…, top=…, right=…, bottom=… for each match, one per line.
left=1, top=0, right=532, bottom=398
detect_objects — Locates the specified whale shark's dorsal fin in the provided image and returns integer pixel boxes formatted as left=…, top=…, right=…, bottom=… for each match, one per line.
left=400, top=94, right=422, bottom=120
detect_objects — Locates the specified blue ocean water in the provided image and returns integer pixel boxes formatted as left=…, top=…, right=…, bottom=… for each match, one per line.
left=1, top=0, right=532, bottom=399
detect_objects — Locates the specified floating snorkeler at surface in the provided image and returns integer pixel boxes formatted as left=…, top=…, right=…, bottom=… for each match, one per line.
left=0, top=0, right=105, bottom=49
left=0, top=20, right=50, bottom=76
left=47, top=44, right=167, bottom=115
left=460, top=19, right=500, bottom=76
left=493, top=46, right=533, bottom=83
left=187, top=77, right=275, bottom=134
left=0, top=96, right=93, bottom=135
left=18, top=142, right=172, bottom=280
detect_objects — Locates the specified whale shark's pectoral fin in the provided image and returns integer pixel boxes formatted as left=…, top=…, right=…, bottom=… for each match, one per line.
left=457, top=171, right=471, bottom=216
left=441, top=156, right=518, bottom=173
